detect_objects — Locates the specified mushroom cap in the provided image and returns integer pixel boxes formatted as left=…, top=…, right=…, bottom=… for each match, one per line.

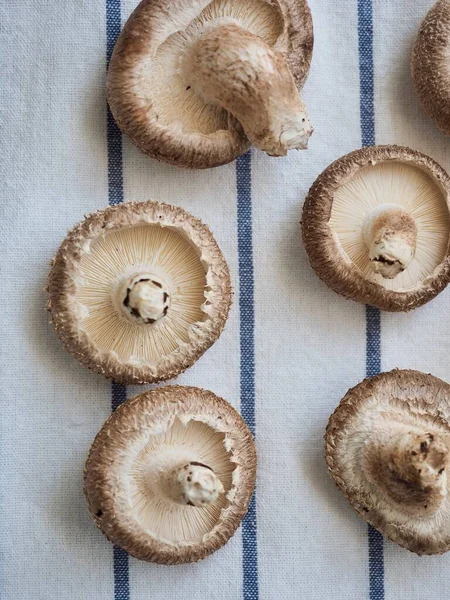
left=302, top=145, right=450, bottom=311
left=48, top=201, right=232, bottom=384
left=107, top=0, right=313, bottom=169
left=411, top=0, right=450, bottom=136
left=325, top=369, right=450, bottom=555
left=84, top=385, right=257, bottom=564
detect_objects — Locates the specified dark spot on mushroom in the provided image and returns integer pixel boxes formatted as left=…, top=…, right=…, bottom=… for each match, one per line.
left=411, top=451, right=417, bottom=456
left=424, top=505, right=428, bottom=509
left=186, top=86, right=191, bottom=90
left=428, top=433, right=434, bottom=441
left=439, top=468, right=445, bottom=475
left=186, top=500, right=195, bottom=507
left=187, top=477, right=191, bottom=482
left=123, top=289, right=131, bottom=307
left=163, top=306, right=169, bottom=316
left=139, top=278, right=150, bottom=282
left=163, top=292, right=169, bottom=302
left=420, top=441, right=428, bottom=453
left=362, top=506, right=369, bottom=512
left=145, top=318, right=156, bottom=324
left=373, top=255, right=398, bottom=266
left=152, top=280, right=162, bottom=288
left=130, top=307, right=140, bottom=318
left=96, top=510, right=103, bottom=518
left=190, top=461, right=213, bottom=471
left=302, top=118, right=305, bottom=122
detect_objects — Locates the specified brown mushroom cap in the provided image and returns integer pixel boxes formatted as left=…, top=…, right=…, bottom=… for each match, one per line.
left=107, top=0, right=313, bottom=169
left=411, top=0, right=450, bottom=136
left=302, top=145, right=450, bottom=311
left=326, top=369, right=450, bottom=555
left=85, top=385, right=257, bottom=564
left=48, top=201, right=232, bottom=384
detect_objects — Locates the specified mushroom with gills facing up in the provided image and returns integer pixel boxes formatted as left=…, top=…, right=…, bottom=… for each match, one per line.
left=412, top=0, right=450, bottom=136
left=325, top=370, right=450, bottom=555
left=107, top=0, right=314, bottom=168
left=47, top=201, right=232, bottom=384
left=84, top=386, right=257, bottom=564
left=301, top=145, right=450, bottom=311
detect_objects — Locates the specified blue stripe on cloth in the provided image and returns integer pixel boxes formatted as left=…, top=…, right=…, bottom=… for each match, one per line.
left=236, top=151, right=259, bottom=600
left=106, top=1, right=129, bottom=599
left=358, top=1, right=384, bottom=599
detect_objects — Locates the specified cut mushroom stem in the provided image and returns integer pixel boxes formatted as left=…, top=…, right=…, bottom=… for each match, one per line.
left=118, top=273, right=170, bottom=324
left=374, top=431, right=448, bottom=514
left=162, top=462, right=225, bottom=507
left=184, top=21, right=313, bottom=157
left=362, top=203, right=417, bottom=279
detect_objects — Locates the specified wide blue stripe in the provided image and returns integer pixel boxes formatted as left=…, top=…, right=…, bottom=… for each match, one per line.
left=236, top=152, right=258, bottom=600
left=106, top=1, right=129, bottom=599
left=358, top=1, right=384, bottom=599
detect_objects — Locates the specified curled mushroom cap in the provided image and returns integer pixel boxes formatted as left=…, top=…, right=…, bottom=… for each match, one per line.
left=302, top=145, right=450, bottom=311
left=107, top=0, right=313, bottom=169
left=412, top=0, right=450, bottom=136
left=85, top=385, right=257, bottom=564
left=326, top=369, right=450, bottom=555
left=47, top=201, right=231, bottom=384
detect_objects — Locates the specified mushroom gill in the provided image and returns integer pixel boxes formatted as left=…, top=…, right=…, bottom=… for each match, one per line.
left=128, top=418, right=233, bottom=542
left=77, top=223, right=206, bottom=363
left=84, top=386, right=257, bottom=564
left=48, top=201, right=232, bottom=384
left=329, top=161, right=449, bottom=289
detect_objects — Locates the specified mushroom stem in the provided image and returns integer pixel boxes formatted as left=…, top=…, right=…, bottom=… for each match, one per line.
left=118, top=273, right=170, bottom=324
left=183, top=21, right=313, bottom=157
left=163, top=462, right=225, bottom=507
left=373, top=431, right=448, bottom=514
left=362, top=204, right=417, bottom=279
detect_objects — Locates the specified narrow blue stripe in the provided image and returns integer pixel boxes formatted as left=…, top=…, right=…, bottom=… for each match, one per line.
left=358, top=0, right=375, bottom=147
left=236, top=152, right=258, bottom=600
left=358, top=1, right=384, bottom=599
left=106, top=2, right=129, bottom=599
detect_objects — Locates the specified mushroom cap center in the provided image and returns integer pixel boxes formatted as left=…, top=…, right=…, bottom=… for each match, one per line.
left=165, top=462, right=225, bottom=507
left=362, top=203, right=417, bottom=279
left=119, top=274, right=170, bottom=324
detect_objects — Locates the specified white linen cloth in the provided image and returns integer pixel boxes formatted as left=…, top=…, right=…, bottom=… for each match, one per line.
left=2, top=0, right=450, bottom=598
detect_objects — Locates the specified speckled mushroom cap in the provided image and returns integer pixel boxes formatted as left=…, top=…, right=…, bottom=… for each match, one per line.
left=107, top=0, right=313, bottom=169
left=85, top=385, right=257, bottom=564
left=48, top=201, right=231, bottom=384
left=302, top=145, right=450, bottom=311
left=412, top=0, right=450, bottom=136
left=326, top=369, right=450, bottom=555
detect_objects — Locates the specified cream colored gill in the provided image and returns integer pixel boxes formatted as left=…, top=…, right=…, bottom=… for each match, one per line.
left=128, top=418, right=235, bottom=544
left=74, top=224, right=206, bottom=363
left=329, top=161, right=450, bottom=291
left=137, top=0, right=284, bottom=134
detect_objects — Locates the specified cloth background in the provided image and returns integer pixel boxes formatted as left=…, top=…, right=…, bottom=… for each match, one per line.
left=2, top=0, right=450, bottom=598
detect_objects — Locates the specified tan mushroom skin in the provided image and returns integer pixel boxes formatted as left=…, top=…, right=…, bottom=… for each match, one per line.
left=184, top=20, right=312, bottom=156
left=326, top=370, right=450, bottom=555
left=106, top=0, right=314, bottom=168
left=48, top=201, right=232, bottom=384
left=302, top=145, right=450, bottom=311
left=85, top=386, right=257, bottom=564
left=368, top=431, right=448, bottom=516
left=412, top=0, right=450, bottom=136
